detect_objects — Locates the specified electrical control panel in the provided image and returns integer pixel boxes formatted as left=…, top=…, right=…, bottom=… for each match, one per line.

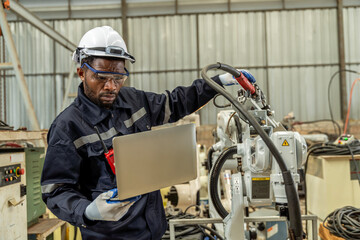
left=0, top=149, right=27, bottom=240
left=334, top=134, right=355, bottom=145
left=0, top=163, right=23, bottom=187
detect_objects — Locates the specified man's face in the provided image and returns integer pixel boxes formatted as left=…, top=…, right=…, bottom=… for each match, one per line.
left=77, top=58, right=126, bottom=108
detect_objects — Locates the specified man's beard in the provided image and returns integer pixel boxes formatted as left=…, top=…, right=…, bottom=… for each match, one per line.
left=84, top=79, right=117, bottom=109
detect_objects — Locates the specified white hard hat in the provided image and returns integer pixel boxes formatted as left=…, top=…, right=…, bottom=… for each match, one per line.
left=72, top=26, right=135, bottom=64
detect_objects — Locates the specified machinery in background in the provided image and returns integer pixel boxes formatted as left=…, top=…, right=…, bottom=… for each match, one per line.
left=163, top=113, right=210, bottom=215
left=25, top=147, right=46, bottom=227
left=208, top=110, right=306, bottom=239
left=0, top=148, right=27, bottom=240
left=202, top=63, right=308, bottom=240
left=164, top=144, right=209, bottom=215
left=0, top=130, right=47, bottom=239
left=306, top=153, right=360, bottom=221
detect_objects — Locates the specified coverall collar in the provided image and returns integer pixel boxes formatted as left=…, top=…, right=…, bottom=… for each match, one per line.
left=76, top=83, right=132, bottom=126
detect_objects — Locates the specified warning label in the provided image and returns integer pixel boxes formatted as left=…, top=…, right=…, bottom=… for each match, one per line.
left=282, top=140, right=289, bottom=146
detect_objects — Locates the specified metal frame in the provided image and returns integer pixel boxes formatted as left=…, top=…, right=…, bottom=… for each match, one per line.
left=6, top=1, right=360, bottom=21
left=169, top=215, right=318, bottom=240
left=1, top=1, right=357, bottom=127
left=9, top=1, right=76, bottom=52
left=337, top=0, right=347, bottom=120
left=0, top=2, right=40, bottom=130
left=0, top=0, right=77, bottom=128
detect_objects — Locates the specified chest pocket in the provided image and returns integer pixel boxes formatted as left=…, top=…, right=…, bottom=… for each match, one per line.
left=133, top=117, right=151, bottom=133
left=85, top=141, right=103, bottom=157
left=123, top=107, right=151, bottom=133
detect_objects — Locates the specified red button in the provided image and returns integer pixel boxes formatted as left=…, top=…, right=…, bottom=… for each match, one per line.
left=17, top=168, right=25, bottom=175
left=5, top=178, right=9, bottom=182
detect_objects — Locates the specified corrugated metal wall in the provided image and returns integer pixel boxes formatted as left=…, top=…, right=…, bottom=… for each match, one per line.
left=266, top=9, right=341, bottom=121
left=2, top=7, right=360, bottom=130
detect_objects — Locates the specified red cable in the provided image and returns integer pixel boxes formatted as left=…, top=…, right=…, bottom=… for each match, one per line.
left=343, top=78, right=360, bottom=134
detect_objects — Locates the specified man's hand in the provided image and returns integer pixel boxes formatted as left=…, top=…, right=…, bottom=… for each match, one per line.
left=84, top=188, right=141, bottom=221
left=219, top=69, right=256, bottom=86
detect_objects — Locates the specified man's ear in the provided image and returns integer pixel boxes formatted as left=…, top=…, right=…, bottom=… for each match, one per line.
left=77, top=67, right=85, bottom=83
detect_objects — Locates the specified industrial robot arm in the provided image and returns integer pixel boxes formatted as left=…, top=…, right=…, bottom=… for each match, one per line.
left=202, top=63, right=305, bottom=240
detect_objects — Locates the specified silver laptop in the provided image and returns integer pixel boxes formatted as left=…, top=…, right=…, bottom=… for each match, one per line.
left=112, top=123, right=197, bottom=200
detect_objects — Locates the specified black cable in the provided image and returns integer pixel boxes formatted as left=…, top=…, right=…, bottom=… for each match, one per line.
left=162, top=206, right=224, bottom=239
left=327, top=69, right=359, bottom=133
left=209, top=146, right=238, bottom=219
left=323, top=206, right=360, bottom=239
left=207, top=146, right=215, bottom=171
left=233, top=114, right=243, bottom=143
left=306, top=140, right=360, bottom=158
left=184, top=204, right=201, bottom=216
left=198, top=226, right=216, bottom=240
left=199, top=224, right=225, bottom=240
left=213, top=93, right=231, bottom=108
left=202, top=63, right=303, bottom=239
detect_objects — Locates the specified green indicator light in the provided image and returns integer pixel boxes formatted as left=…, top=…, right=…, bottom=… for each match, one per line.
left=344, top=137, right=348, bottom=141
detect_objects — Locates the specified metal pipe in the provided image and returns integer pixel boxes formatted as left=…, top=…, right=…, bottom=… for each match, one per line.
left=121, top=0, right=129, bottom=85
left=52, top=21, right=57, bottom=116
left=68, top=0, right=72, bottom=19
left=8, top=6, right=350, bottom=22
left=0, top=62, right=12, bottom=70
left=0, top=3, right=40, bottom=130
left=264, top=12, right=270, bottom=104
left=2, top=35, right=6, bottom=121
left=0, top=38, right=3, bottom=121
left=61, top=62, right=76, bottom=112
left=9, top=0, right=77, bottom=51
left=337, top=0, right=347, bottom=120
left=196, top=14, right=200, bottom=78
left=175, top=0, right=178, bottom=14
left=3, top=61, right=359, bottom=78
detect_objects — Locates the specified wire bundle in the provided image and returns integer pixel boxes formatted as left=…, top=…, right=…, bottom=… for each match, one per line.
left=161, top=205, right=224, bottom=240
left=307, top=140, right=360, bottom=157
left=323, top=206, right=360, bottom=239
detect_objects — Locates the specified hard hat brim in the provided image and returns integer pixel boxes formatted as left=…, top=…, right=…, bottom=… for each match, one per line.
left=73, top=48, right=136, bottom=64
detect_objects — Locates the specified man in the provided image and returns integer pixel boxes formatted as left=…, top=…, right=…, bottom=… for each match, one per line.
left=41, top=26, right=254, bottom=240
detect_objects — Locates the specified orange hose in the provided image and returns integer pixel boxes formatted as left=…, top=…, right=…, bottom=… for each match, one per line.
left=343, top=78, right=360, bottom=134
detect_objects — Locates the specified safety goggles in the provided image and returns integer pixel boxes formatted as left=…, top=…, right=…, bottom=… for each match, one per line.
left=81, top=62, right=129, bottom=85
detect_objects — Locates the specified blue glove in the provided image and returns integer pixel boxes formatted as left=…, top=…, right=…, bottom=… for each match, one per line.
left=219, top=69, right=256, bottom=86
left=84, top=188, right=141, bottom=221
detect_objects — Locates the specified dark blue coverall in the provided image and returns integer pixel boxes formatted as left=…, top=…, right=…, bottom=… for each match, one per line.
left=41, top=76, right=222, bottom=240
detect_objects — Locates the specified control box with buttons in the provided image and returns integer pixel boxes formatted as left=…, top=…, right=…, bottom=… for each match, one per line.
left=0, top=149, right=27, bottom=239
left=334, top=134, right=356, bottom=145
left=0, top=163, right=24, bottom=187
